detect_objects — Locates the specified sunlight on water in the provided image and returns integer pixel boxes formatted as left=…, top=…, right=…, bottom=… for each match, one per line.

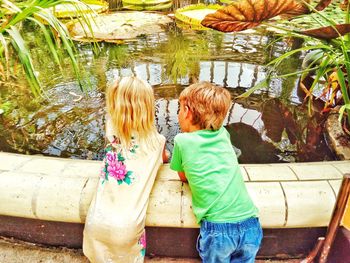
left=0, top=22, right=335, bottom=163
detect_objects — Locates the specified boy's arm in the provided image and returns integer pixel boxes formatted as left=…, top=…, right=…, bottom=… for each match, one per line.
left=170, top=137, right=186, bottom=181
left=162, top=147, right=169, bottom=163
left=178, top=172, right=187, bottom=182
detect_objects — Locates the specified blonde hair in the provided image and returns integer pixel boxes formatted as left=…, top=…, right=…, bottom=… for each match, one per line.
left=106, top=76, right=158, bottom=149
left=179, top=81, right=231, bottom=130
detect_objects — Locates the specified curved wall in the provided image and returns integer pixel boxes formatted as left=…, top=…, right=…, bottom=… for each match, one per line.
left=1, top=152, right=349, bottom=228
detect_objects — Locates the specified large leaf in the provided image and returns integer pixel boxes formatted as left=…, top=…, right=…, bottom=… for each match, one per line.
left=201, top=0, right=310, bottom=32
left=301, top=24, right=350, bottom=40
left=314, top=0, right=333, bottom=11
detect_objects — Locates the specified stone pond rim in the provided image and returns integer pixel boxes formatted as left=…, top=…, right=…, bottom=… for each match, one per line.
left=0, top=151, right=349, bottom=259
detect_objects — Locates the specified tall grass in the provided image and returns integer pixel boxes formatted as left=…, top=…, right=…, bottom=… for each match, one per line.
left=0, top=0, right=97, bottom=96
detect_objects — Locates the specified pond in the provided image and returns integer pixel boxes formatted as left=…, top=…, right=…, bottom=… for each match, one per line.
left=0, top=11, right=336, bottom=163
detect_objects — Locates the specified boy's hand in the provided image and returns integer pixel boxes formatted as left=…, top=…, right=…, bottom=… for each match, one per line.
left=178, top=172, right=187, bottom=182
left=162, top=148, right=170, bottom=163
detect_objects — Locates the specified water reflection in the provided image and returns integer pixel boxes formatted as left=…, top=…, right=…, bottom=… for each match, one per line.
left=0, top=21, right=335, bottom=163
left=0, top=84, right=334, bottom=162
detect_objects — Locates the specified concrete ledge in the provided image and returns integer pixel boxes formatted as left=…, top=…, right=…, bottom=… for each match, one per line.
left=0, top=152, right=350, bottom=228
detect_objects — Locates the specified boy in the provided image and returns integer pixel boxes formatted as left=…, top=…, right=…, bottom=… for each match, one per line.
left=170, top=82, right=262, bottom=263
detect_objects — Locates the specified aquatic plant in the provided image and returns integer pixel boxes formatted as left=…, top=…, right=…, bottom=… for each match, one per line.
left=0, top=0, right=97, bottom=96
left=200, top=0, right=350, bottom=132
left=160, top=30, right=209, bottom=83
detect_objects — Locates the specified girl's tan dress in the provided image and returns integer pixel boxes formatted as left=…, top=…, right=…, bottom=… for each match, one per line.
left=83, top=131, right=165, bottom=263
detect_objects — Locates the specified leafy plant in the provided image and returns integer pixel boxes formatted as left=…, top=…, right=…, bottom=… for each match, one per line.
left=260, top=98, right=332, bottom=161
left=0, top=101, right=12, bottom=115
left=200, top=0, right=350, bottom=131
left=0, top=0, right=97, bottom=96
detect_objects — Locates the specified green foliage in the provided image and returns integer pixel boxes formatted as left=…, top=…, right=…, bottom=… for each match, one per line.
left=245, top=1, right=350, bottom=126
left=237, top=79, right=269, bottom=98
left=339, top=103, right=350, bottom=124
left=0, top=0, right=96, bottom=96
left=0, top=101, right=12, bottom=115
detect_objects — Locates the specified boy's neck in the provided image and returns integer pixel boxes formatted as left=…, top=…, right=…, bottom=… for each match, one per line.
left=186, top=124, right=201, bottom=133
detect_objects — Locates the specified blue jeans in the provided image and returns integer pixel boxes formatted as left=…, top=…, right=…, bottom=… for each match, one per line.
left=196, top=217, right=263, bottom=263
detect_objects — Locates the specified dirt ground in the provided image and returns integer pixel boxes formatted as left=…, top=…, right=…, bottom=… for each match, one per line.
left=0, top=236, right=300, bottom=263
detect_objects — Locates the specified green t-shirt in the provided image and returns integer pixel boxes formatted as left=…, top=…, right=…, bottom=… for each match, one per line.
left=170, top=127, right=258, bottom=224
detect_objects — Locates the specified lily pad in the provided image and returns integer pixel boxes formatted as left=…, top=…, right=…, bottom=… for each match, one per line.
left=122, top=1, right=172, bottom=11
left=48, top=1, right=108, bottom=18
left=175, top=4, right=221, bottom=30
left=67, top=12, right=173, bottom=41
left=122, top=0, right=171, bottom=6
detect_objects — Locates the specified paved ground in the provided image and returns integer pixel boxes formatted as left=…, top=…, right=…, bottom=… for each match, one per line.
left=0, top=237, right=300, bottom=263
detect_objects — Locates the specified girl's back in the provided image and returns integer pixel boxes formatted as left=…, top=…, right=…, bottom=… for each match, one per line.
left=83, top=77, right=166, bottom=263
left=83, top=134, right=165, bottom=263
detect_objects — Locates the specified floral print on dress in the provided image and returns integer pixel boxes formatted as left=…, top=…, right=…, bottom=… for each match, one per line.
left=100, top=139, right=137, bottom=185
left=138, top=232, right=146, bottom=257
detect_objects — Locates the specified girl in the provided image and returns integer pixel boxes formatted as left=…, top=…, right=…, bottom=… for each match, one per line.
left=83, top=76, right=167, bottom=263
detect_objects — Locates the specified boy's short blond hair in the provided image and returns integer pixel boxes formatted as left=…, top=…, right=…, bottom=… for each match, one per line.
left=179, top=81, right=231, bottom=130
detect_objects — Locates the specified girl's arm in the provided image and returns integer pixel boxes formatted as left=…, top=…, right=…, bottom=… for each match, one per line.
left=178, top=172, right=187, bottom=182
left=105, top=115, right=115, bottom=143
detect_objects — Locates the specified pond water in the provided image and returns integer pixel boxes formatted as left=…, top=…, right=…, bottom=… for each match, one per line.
left=0, top=17, right=336, bottom=163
